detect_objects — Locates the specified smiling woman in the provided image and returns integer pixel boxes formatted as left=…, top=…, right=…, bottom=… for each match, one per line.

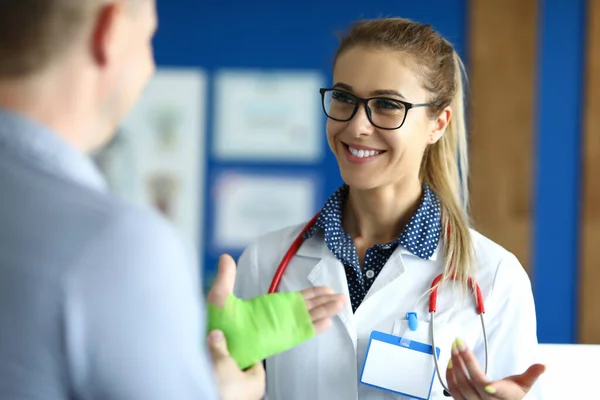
left=233, top=17, right=544, bottom=400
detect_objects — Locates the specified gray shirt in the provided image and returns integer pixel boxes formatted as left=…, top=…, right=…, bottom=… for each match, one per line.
left=0, top=109, right=218, bottom=399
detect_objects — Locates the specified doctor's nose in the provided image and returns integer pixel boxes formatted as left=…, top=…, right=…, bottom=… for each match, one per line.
left=347, top=104, right=376, bottom=137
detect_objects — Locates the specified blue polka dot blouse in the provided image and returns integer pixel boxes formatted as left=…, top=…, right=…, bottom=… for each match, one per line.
left=303, top=183, right=442, bottom=312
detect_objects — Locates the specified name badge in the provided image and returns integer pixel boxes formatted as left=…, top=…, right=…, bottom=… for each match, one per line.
left=360, top=330, right=441, bottom=400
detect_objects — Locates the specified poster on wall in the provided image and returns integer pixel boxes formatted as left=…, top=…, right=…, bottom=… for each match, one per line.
left=213, top=69, right=325, bottom=163
left=93, top=68, right=207, bottom=259
left=212, top=171, right=319, bottom=250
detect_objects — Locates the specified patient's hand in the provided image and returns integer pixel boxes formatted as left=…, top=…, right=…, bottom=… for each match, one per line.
left=207, top=254, right=346, bottom=369
left=208, top=329, right=265, bottom=400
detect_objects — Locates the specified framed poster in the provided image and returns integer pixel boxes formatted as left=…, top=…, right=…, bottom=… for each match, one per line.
left=212, top=170, right=319, bottom=250
left=213, top=69, right=325, bottom=162
left=93, top=68, right=207, bottom=259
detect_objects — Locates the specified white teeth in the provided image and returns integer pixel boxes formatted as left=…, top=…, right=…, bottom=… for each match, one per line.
left=349, top=146, right=381, bottom=158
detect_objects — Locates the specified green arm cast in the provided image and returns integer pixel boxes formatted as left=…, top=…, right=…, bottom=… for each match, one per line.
left=207, top=292, right=315, bottom=370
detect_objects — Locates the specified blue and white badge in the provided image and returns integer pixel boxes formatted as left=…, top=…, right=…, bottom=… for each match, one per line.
left=360, top=314, right=441, bottom=400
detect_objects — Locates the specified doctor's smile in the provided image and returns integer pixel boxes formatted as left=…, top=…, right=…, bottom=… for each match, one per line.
left=341, top=142, right=386, bottom=163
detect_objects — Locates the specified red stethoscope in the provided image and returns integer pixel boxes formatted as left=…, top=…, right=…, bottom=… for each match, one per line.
left=267, top=213, right=489, bottom=395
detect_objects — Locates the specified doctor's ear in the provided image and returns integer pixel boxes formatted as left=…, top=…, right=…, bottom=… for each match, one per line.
left=427, top=106, right=451, bottom=145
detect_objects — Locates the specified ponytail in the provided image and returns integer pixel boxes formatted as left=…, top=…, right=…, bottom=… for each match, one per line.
left=422, top=51, right=475, bottom=290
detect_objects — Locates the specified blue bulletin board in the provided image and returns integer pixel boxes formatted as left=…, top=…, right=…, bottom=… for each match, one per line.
left=152, top=0, right=467, bottom=292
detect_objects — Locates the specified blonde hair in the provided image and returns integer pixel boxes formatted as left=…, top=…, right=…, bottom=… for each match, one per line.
left=335, top=18, right=475, bottom=289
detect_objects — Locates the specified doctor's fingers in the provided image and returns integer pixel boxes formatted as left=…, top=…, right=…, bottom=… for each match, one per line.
left=305, top=293, right=346, bottom=315
left=448, top=353, right=482, bottom=400
left=312, top=316, right=333, bottom=333
left=454, top=340, right=492, bottom=396
left=301, top=286, right=335, bottom=299
left=447, top=373, right=480, bottom=400
left=306, top=296, right=345, bottom=322
left=445, top=367, right=470, bottom=400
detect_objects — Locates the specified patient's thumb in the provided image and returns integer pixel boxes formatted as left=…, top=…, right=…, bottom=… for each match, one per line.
left=207, top=330, right=230, bottom=361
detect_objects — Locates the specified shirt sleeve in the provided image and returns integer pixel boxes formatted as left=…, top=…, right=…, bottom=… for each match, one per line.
left=62, top=207, right=219, bottom=400
left=475, top=252, right=543, bottom=399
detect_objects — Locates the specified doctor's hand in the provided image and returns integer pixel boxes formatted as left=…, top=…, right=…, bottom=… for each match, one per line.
left=208, top=254, right=346, bottom=333
left=446, top=338, right=545, bottom=400
left=208, top=329, right=266, bottom=400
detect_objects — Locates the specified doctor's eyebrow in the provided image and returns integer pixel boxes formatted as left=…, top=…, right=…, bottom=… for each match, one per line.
left=332, top=82, right=407, bottom=100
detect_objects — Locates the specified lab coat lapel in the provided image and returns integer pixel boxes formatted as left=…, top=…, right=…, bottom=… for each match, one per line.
left=362, top=246, right=407, bottom=303
left=362, top=243, right=440, bottom=304
left=297, top=238, right=357, bottom=351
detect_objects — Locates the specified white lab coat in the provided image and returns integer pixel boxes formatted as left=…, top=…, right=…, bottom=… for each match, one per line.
left=234, top=222, right=542, bottom=400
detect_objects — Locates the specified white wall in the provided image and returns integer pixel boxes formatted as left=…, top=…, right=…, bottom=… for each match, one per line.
left=536, top=344, right=600, bottom=399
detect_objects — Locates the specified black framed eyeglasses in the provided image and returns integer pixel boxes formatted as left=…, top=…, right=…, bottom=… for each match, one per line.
left=319, top=88, right=435, bottom=130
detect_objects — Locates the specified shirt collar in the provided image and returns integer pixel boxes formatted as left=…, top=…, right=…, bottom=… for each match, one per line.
left=0, top=108, right=108, bottom=192
left=308, top=183, right=442, bottom=260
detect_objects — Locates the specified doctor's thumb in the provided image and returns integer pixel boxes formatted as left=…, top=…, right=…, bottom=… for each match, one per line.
left=517, top=364, right=546, bottom=389
left=207, top=330, right=231, bottom=360
left=492, top=363, right=546, bottom=397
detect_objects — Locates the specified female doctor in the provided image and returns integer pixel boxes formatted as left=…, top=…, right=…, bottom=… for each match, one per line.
left=234, top=18, right=545, bottom=400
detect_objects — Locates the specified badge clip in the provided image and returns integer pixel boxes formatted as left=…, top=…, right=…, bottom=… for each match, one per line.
left=406, top=312, right=418, bottom=331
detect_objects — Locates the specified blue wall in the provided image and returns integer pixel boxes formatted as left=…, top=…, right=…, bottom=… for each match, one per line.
left=153, top=0, right=586, bottom=344
left=153, top=0, right=467, bottom=287
left=533, top=0, right=586, bottom=344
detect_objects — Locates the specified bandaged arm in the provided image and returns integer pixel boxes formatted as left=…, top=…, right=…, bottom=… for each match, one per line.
left=211, top=235, right=317, bottom=370
left=207, top=292, right=315, bottom=370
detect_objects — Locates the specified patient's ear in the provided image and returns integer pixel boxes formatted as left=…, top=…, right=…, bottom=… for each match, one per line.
left=90, top=2, right=125, bottom=67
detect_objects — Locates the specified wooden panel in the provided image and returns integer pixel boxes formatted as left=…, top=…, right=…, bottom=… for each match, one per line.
left=580, top=0, right=600, bottom=344
left=468, top=0, right=538, bottom=272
